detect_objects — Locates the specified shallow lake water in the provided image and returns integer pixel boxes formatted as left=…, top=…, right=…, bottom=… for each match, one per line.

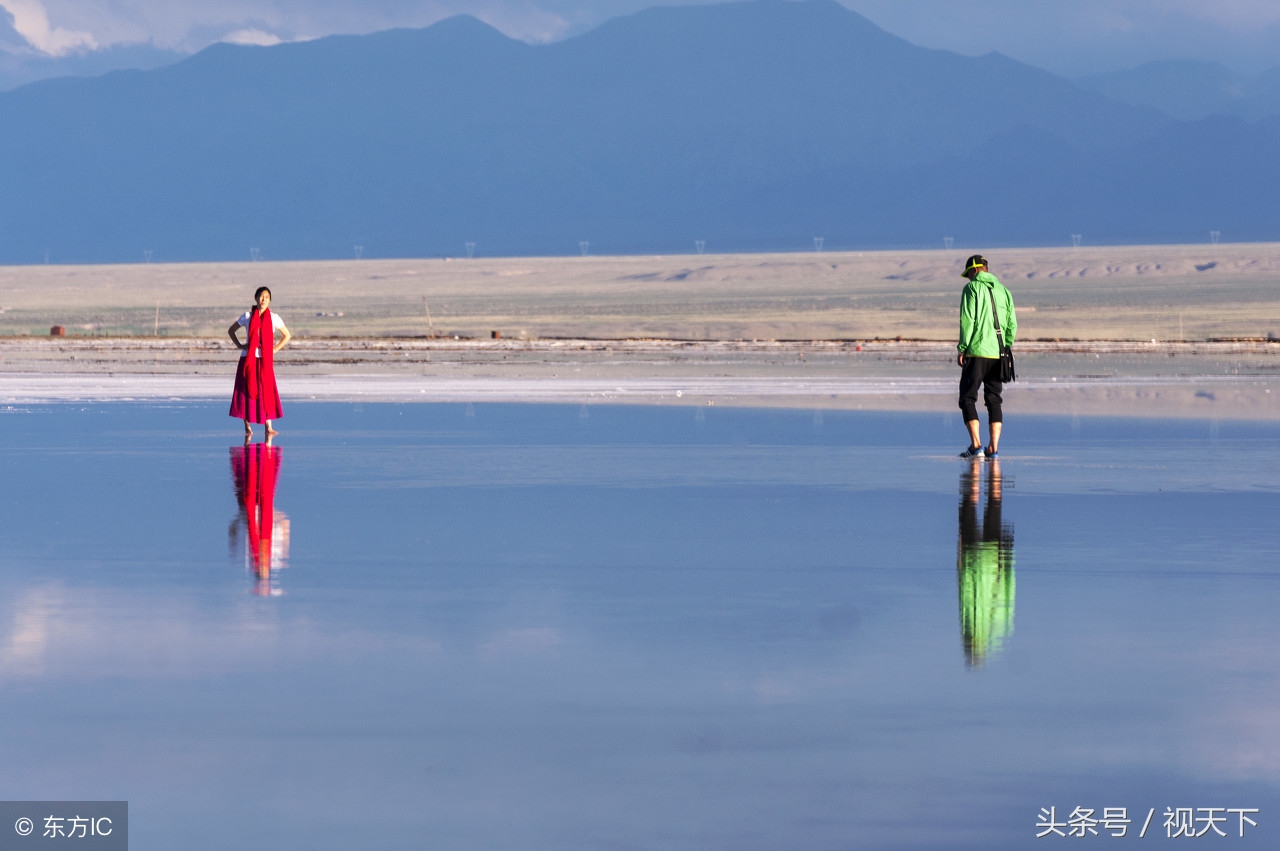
left=0, top=402, right=1277, bottom=849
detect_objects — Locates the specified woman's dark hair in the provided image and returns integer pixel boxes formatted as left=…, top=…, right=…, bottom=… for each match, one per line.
left=253, top=286, right=272, bottom=305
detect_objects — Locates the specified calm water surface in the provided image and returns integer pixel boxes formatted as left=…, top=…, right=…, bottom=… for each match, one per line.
left=0, top=403, right=1277, bottom=849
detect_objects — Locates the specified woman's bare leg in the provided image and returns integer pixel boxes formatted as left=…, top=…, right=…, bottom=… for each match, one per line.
left=265, top=420, right=278, bottom=436
left=243, top=419, right=253, bottom=438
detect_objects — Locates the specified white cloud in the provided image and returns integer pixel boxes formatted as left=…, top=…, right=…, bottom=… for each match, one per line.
left=478, top=626, right=563, bottom=658
left=0, top=0, right=95, bottom=55
left=10, top=0, right=1280, bottom=75
left=221, top=26, right=281, bottom=46
left=1152, top=0, right=1280, bottom=30
left=845, top=0, right=1280, bottom=74
left=0, top=584, right=444, bottom=682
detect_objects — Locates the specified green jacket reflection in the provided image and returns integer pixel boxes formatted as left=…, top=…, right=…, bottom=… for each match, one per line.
left=958, top=271, right=1017, bottom=358
left=957, top=464, right=1015, bottom=667
left=957, top=539, right=1015, bottom=666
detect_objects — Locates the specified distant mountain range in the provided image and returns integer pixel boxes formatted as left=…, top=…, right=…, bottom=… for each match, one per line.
left=0, top=42, right=184, bottom=93
left=0, top=0, right=1277, bottom=263
left=1076, top=60, right=1280, bottom=122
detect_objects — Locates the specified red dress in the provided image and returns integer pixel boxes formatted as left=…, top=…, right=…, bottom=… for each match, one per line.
left=229, top=307, right=283, bottom=423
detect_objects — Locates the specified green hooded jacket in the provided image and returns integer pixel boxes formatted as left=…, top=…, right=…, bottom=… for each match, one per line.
left=958, top=271, right=1017, bottom=358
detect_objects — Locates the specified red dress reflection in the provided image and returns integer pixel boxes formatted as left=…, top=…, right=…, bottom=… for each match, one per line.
left=229, top=444, right=290, bottom=596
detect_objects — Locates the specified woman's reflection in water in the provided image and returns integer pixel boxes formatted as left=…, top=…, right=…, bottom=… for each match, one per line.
left=957, top=458, right=1015, bottom=667
left=228, top=441, right=290, bottom=596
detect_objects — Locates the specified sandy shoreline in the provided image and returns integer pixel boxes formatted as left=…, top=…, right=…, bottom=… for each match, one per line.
left=2, top=337, right=1277, bottom=418
left=3, top=243, right=1280, bottom=341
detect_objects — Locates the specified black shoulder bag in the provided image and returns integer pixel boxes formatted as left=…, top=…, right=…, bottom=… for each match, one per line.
left=988, top=285, right=1016, bottom=383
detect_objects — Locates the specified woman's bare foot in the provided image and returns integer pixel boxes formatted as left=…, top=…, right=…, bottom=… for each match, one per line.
left=265, top=422, right=278, bottom=436
left=243, top=421, right=253, bottom=439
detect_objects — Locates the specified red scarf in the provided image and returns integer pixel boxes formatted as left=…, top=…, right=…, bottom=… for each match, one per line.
left=240, top=307, right=278, bottom=408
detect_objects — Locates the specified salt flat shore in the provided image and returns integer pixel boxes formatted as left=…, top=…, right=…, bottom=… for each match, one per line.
left=2, top=244, right=1279, bottom=417
left=2, top=337, right=1276, bottom=418
left=2, top=243, right=1279, bottom=341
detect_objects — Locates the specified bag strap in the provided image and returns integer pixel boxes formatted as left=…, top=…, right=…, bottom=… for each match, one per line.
left=986, top=284, right=1006, bottom=348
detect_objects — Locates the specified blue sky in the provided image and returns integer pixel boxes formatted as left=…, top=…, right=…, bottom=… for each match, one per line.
left=3, top=0, right=1280, bottom=77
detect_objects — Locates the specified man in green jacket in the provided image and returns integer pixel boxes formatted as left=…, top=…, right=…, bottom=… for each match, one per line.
left=956, top=255, right=1016, bottom=459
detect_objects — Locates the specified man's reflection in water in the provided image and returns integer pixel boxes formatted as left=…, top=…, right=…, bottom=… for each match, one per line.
left=228, top=442, right=290, bottom=596
left=957, top=458, right=1014, bottom=667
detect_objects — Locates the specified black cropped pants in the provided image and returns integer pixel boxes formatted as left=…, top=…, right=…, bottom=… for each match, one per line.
left=959, top=356, right=1003, bottom=424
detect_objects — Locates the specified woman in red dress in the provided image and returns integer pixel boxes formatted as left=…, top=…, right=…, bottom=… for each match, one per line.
left=228, top=286, right=292, bottom=439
